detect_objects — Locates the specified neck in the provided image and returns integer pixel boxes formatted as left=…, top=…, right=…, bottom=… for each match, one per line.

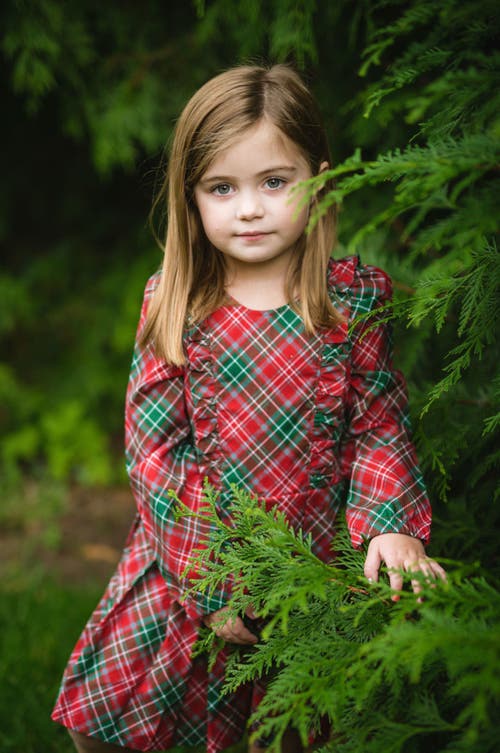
left=224, top=256, right=292, bottom=310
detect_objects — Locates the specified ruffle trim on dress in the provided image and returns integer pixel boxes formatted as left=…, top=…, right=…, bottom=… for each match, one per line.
left=184, top=324, right=223, bottom=484
left=308, top=255, right=358, bottom=490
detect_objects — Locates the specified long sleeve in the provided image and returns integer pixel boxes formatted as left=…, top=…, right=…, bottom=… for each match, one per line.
left=124, top=276, right=231, bottom=619
left=341, top=263, right=432, bottom=548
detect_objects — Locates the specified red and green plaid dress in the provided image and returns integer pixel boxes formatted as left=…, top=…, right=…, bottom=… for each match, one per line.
left=52, top=255, right=431, bottom=751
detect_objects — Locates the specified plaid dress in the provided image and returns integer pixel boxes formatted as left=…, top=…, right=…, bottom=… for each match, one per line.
left=52, top=255, right=431, bottom=751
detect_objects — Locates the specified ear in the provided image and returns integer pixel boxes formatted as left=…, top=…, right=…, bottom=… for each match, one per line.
left=310, top=161, right=330, bottom=204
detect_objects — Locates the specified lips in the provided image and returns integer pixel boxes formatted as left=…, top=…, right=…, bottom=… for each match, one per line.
left=236, top=231, right=270, bottom=238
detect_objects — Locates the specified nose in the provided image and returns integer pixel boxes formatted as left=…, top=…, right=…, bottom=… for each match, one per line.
left=235, top=189, right=264, bottom=220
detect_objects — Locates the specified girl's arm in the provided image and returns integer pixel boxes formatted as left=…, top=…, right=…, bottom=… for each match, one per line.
left=342, top=263, right=444, bottom=595
left=125, top=276, right=231, bottom=620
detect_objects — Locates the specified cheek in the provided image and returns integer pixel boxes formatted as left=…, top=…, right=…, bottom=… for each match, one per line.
left=198, top=201, right=225, bottom=233
left=283, top=200, right=309, bottom=233
left=196, top=201, right=215, bottom=235
left=279, top=188, right=309, bottom=222
left=203, top=216, right=224, bottom=238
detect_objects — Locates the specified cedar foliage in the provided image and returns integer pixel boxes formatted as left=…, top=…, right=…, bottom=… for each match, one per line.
left=1, top=1, right=496, bottom=523
left=0, top=0, right=333, bottom=486
left=175, top=1, right=500, bottom=749
left=309, top=0, right=500, bottom=576
left=182, top=485, right=500, bottom=752
left=1, top=1, right=499, bottom=745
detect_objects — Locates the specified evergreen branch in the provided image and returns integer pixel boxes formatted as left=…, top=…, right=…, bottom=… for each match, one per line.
left=483, top=413, right=500, bottom=436
left=177, top=486, right=500, bottom=752
left=416, top=242, right=499, bottom=414
left=359, top=1, right=438, bottom=78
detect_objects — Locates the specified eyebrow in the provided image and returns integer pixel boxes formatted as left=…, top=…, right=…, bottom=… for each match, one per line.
left=199, top=165, right=298, bottom=184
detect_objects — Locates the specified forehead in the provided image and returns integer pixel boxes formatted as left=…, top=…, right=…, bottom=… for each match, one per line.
left=201, top=119, right=308, bottom=177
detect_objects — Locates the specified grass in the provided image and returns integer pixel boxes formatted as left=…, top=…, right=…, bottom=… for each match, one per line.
left=0, top=472, right=247, bottom=753
left=0, top=572, right=101, bottom=752
left=0, top=474, right=247, bottom=752
left=0, top=570, right=248, bottom=752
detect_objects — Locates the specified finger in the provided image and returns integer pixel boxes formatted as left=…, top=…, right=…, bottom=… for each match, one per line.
left=209, top=614, right=236, bottom=638
left=364, top=544, right=382, bottom=583
left=428, top=560, right=447, bottom=581
left=403, top=557, right=446, bottom=599
left=245, top=605, right=258, bottom=619
left=407, top=557, right=445, bottom=587
left=232, top=624, right=259, bottom=645
left=232, top=616, right=258, bottom=643
left=224, top=630, right=258, bottom=645
left=388, top=571, right=404, bottom=601
left=402, top=557, right=428, bottom=596
left=406, top=556, right=432, bottom=576
left=203, top=607, right=230, bottom=630
left=219, top=617, right=258, bottom=645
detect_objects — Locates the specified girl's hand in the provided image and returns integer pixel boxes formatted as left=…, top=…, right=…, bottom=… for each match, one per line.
left=203, top=606, right=259, bottom=645
left=364, top=533, right=446, bottom=601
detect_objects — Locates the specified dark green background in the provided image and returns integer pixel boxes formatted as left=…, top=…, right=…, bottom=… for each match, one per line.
left=0, top=2, right=498, bottom=748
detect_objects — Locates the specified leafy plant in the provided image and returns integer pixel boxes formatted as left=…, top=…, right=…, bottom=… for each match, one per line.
left=304, top=0, right=499, bottom=572
left=181, top=484, right=500, bottom=753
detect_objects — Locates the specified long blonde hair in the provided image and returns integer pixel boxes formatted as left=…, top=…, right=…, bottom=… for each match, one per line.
left=142, top=64, right=339, bottom=365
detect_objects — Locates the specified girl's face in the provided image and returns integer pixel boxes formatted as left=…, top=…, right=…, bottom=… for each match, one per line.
left=194, top=119, right=322, bottom=277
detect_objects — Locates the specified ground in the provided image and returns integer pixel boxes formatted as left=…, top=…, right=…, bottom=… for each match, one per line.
left=51, top=484, right=138, bottom=583
left=1, top=482, right=137, bottom=586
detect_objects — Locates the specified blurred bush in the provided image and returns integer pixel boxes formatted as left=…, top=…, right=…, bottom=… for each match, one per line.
left=1, top=0, right=344, bottom=485
left=1, top=0, right=498, bottom=572
left=1, top=3, right=498, bottom=751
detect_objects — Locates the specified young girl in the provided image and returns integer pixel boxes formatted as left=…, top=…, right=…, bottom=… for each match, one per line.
left=52, top=64, right=445, bottom=753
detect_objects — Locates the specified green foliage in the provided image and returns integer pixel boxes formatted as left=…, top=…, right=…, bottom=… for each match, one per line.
left=195, top=0, right=318, bottom=66
left=0, top=575, right=102, bottom=753
left=0, top=478, right=67, bottom=556
left=183, top=485, right=500, bottom=753
left=0, top=0, right=329, bottom=486
left=0, top=491, right=249, bottom=753
left=409, top=242, right=498, bottom=415
left=304, top=0, right=500, bottom=572
left=0, top=245, right=155, bottom=485
left=1, top=570, right=231, bottom=753
left=1, top=2, right=499, bottom=745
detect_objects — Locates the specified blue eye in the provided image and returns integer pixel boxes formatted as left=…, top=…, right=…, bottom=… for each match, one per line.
left=211, top=183, right=232, bottom=196
left=266, top=177, right=285, bottom=190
